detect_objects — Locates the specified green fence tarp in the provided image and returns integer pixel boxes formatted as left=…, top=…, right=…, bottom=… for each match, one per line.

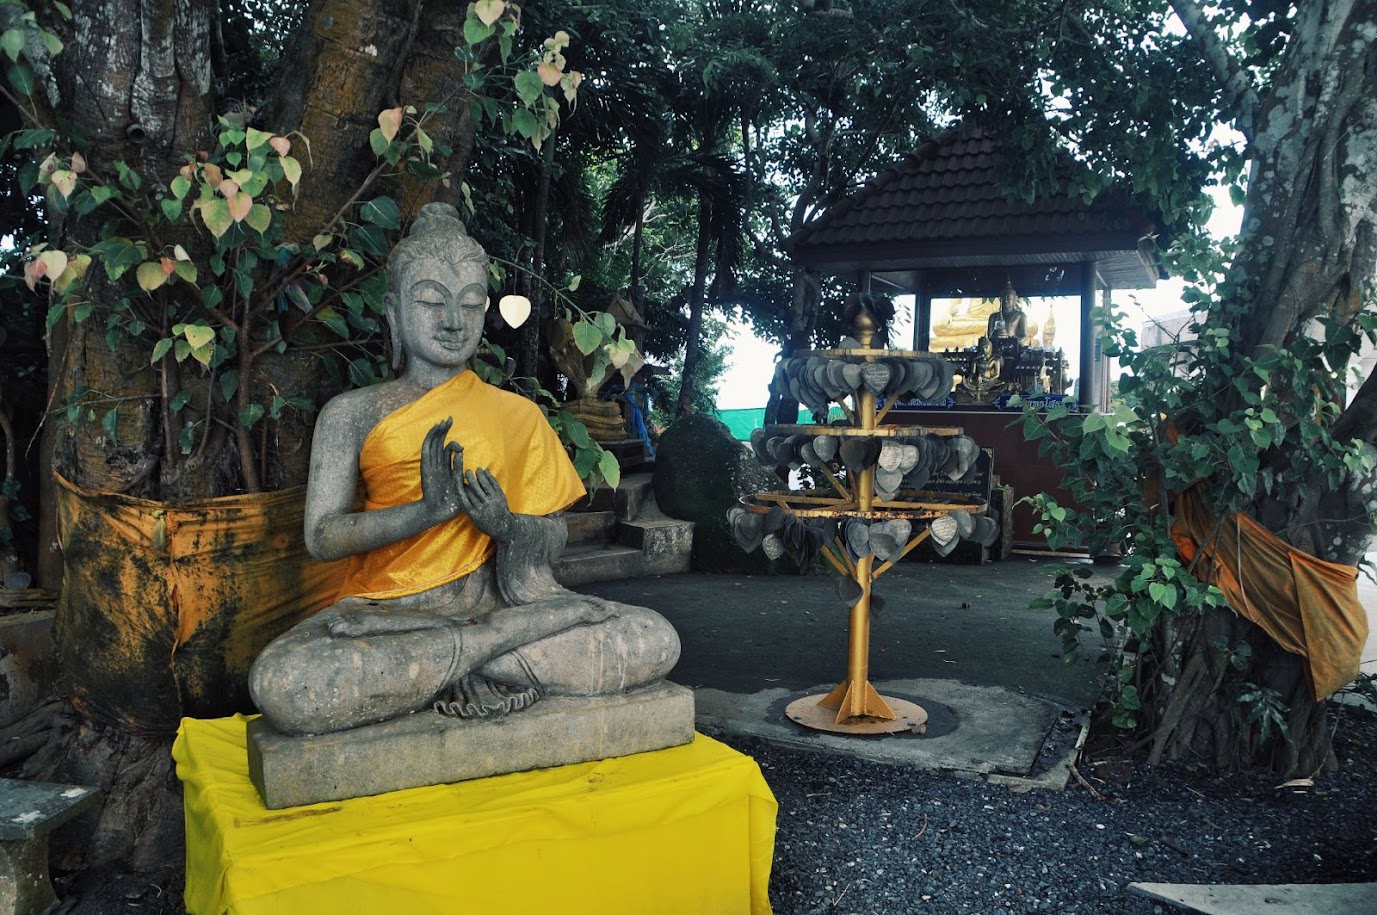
left=714, top=407, right=846, bottom=441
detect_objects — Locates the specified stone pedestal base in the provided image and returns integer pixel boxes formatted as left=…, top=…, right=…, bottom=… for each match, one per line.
left=247, top=681, right=695, bottom=809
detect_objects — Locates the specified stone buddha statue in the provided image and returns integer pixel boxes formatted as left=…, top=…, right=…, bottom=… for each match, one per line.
left=248, top=203, right=681, bottom=738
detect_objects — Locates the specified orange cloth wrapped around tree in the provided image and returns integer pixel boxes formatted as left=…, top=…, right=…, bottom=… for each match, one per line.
left=1172, top=487, right=1368, bottom=700
left=341, top=370, right=587, bottom=600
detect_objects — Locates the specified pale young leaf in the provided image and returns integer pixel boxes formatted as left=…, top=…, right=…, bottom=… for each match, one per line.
left=498, top=294, right=531, bottom=329
left=53, top=253, right=91, bottom=294
left=37, top=249, right=68, bottom=283
left=246, top=203, right=272, bottom=233
left=70, top=151, right=87, bottom=174
left=473, top=0, right=505, bottom=27
left=377, top=107, right=403, bottom=143
left=200, top=198, right=232, bottom=238
left=537, top=61, right=562, bottom=87
left=226, top=190, right=253, bottom=223
left=182, top=324, right=215, bottom=349
left=136, top=261, right=168, bottom=292
left=159, top=257, right=176, bottom=275
left=173, top=244, right=190, bottom=261
left=49, top=169, right=76, bottom=198
left=619, top=351, right=645, bottom=389
left=269, top=136, right=291, bottom=157
left=279, top=155, right=301, bottom=187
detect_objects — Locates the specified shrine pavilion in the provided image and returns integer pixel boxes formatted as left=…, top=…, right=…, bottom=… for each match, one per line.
left=787, top=123, right=1165, bottom=549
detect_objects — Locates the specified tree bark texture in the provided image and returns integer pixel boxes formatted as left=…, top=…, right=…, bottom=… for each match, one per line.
left=676, top=192, right=714, bottom=416
left=1147, top=0, right=1377, bottom=773
left=1141, top=610, right=1334, bottom=776
left=1208, top=0, right=1377, bottom=564
left=44, top=0, right=475, bottom=499
left=1227, top=1, right=1377, bottom=357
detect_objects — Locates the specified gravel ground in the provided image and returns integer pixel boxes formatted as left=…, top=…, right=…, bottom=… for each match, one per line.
left=55, top=709, right=1377, bottom=914
left=723, top=707, right=1377, bottom=915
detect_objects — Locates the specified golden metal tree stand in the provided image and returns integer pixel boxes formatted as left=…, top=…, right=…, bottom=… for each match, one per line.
left=735, top=314, right=991, bottom=735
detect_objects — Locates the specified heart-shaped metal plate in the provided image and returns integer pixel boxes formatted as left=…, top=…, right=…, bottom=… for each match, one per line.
left=860, top=362, right=891, bottom=395
left=877, top=440, right=903, bottom=472
left=761, top=533, right=785, bottom=561
left=929, top=513, right=958, bottom=548
left=845, top=519, right=871, bottom=558
left=841, top=362, right=864, bottom=392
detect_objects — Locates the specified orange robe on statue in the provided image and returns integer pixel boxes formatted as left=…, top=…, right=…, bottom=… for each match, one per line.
left=342, top=370, right=587, bottom=600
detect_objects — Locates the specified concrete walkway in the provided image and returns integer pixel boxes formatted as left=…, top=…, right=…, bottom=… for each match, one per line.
left=580, top=555, right=1111, bottom=785
left=577, top=553, right=1377, bottom=911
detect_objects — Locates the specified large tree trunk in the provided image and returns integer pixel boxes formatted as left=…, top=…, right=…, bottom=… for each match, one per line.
left=46, top=0, right=475, bottom=500
left=676, top=193, right=714, bottom=416
left=1141, top=611, right=1334, bottom=775
left=22, top=0, right=478, bottom=868
left=1141, top=0, right=1377, bottom=773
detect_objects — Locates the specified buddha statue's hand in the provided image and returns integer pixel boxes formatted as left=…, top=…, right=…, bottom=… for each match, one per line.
left=328, top=607, right=459, bottom=638
left=459, top=468, right=516, bottom=541
left=421, top=417, right=465, bottom=523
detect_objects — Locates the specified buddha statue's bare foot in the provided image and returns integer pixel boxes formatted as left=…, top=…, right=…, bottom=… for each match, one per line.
left=434, top=673, right=540, bottom=720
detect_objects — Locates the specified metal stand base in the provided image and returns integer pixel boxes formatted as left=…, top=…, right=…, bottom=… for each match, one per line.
left=785, top=693, right=929, bottom=735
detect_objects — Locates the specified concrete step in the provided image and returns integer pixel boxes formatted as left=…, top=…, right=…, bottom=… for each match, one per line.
left=563, top=510, right=618, bottom=549
left=619, top=517, right=694, bottom=577
left=584, top=472, right=655, bottom=523
left=554, top=545, right=649, bottom=588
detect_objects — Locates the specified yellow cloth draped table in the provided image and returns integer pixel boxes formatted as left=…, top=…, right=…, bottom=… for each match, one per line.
left=174, top=716, right=777, bottom=914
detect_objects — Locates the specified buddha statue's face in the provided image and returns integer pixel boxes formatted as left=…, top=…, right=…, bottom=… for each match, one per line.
left=387, top=253, right=488, bottom=379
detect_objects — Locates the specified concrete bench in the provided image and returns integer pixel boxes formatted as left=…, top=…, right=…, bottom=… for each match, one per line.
left=0, top=778, right=98, bottom=915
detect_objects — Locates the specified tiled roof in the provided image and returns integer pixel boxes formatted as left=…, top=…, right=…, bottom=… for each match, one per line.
left=788, top=123, right=1162, bottom=289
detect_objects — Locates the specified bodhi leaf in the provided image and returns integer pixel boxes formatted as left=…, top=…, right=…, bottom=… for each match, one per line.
left=136, top=261, right=167, bottom=292
left=474, top=0, right=505, bottom=27
left=571, top=321, right=601, bottom=355
left=279, top=155, right=302, bottom=188
left=200, top=198, right=232, bottom=238
left=514, top=70, right=544, bottom=106
left=360, top=196, right=401, bottom=230
left=498, top=294, right=531, bottom=329
left=49, top=169, right=76, bottom=198
left=226, top=190, right=253, bottom=222
left=597, top=449, right=621, bottom=490
left=246, top=203, right=272, bottom=233
left=377, top=107, right=403, bottom=143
